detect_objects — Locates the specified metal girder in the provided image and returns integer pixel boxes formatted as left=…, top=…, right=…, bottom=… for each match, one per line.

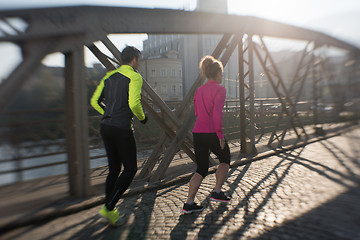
left=313, top=54, right=340, bottom=124
left=238, top=34, right=256, bottom=154
left=312, top=57, right=322, bottom=125
left=238, top=34, right=258, bottom=153
left=101, top=37, right=122, bottom=64
left=288, top=42, right=314, bottom=97
left=0, top=39, right=58, bottom=112
left=176, top=33, right=233, bottom=115
left=150, top=105, right=196, bottom=181
left=238, top=38, right=247, bottom=153
left=0, top=34, right=87, bottom=114
left=88, top=44, right=117, bottom=70
left=253, top=37, right=308, bottom=146
left=140, top=96, right=196, bottom=162
left=64, top=44, right=90, bottom=198
left=278, top=42, right=315, bottom=144
left=247, top=35, right=256, bottom=153
left=0, top=6, right=359, bottom=55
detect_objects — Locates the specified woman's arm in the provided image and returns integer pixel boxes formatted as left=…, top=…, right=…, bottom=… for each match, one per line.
left=213, top=87, right=226, bottom=140
left=194, top=90, right=198, bottom=117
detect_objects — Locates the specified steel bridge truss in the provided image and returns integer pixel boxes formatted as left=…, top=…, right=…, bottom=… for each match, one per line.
left=0, top=6, right=359, bottom=197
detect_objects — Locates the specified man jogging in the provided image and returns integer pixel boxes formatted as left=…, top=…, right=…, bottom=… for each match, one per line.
left=91, top=46, right=148, bottom=226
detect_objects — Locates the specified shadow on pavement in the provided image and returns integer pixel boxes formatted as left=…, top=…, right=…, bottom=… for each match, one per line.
left=170, top=163, right=252, bottom=240
left=227, top=149, right=301, bottom=240
left=92, top=183, right=184, bottom=239
left=23, top=189, right=160, bottom=239
left=321, top=138, right=360, bottom=176
left=195, top=163, right=252, bottom=239
left=95, top=190, right=158, bottom=240
left=170, top=148, right=304, bottom=239
left=250, top=133, right=360, bottom=240
left=252, top=184, right=360, bottom=239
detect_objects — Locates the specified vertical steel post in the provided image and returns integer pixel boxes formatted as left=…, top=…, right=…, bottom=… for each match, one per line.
left=258, top=99, right=265, bottom=142
left=238, top=37, right=246, bottom=153
left=312, top=53, right=319, bottom=126
left=64, top=45, right=90, bottom=197
left=248, top=35, right=256, bottom=153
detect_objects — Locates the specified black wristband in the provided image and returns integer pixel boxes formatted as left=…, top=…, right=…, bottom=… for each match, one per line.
left=140, top=115, right=148, bottom=124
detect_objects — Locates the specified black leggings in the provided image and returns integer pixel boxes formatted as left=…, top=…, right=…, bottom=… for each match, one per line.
left=101, top=124, right=137, bottom=210
left=193, top=133, right=230, bottom=178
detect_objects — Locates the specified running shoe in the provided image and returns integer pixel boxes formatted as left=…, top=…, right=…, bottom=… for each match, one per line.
left=182, top=203, right=204, bottom=214
left=210, top=191, right=230, bottom=202
left=99, top=205, right=125, bottom=226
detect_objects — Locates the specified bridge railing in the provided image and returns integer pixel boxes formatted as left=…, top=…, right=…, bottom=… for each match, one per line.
left=0, top=98, right=357, bottom=187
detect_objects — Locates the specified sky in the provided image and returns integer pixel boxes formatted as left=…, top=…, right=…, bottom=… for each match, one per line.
left=1, top=0, right=360, bottom=79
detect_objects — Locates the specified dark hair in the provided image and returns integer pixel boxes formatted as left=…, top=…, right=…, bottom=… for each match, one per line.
left=121, top=46, right=141, bottom=64
left=199, top=55, right=223, bottom=79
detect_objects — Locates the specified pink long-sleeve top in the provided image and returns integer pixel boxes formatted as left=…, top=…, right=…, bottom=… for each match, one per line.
left=193, top=79, right=226, bottom=139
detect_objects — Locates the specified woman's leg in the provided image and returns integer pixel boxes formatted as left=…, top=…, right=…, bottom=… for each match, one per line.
left=214, top=163, right=229, bottom=192
left=186, top=172, right=204, bottom=203
left=186, top=133, right=210, bottom=203
left=210, top=136, right=231, bottom=192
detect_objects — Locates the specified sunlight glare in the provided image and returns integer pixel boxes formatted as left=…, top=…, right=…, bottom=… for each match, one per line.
left=228, top=0, right=314, bottom=25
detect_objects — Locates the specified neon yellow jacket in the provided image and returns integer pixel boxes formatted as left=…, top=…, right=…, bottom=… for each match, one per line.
left=90, top=65, right=146, bottom=130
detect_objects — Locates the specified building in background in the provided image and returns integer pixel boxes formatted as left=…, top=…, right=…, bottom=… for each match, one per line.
left=141, top=0, right=240, bottom=99
left=141, top=0, right=335, bottom=102
left=139, top=50, right=183, bottom=101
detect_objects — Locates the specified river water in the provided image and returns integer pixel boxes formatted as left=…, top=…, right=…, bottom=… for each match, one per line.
left=0, top=142, right=151, bottom=187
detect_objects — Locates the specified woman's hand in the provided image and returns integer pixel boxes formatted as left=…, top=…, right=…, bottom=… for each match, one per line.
left=220, top=138, right=225, bottom=150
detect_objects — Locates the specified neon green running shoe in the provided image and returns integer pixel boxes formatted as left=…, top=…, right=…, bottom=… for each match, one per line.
left=98, top=205, right=125, bottom=226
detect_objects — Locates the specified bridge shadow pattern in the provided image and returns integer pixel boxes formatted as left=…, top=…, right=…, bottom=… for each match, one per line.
left=2, top=129, right=360, bottom=239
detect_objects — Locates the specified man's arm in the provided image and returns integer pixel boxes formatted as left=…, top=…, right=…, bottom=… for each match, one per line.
left=128, top=73, right=146, bottom=121
left=90, top=77, right=106, bottom=115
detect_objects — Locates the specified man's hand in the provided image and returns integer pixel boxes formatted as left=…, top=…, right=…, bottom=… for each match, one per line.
left=140, top=116, right=148, bottom=124
left=219, top=138, right=225, bottom=150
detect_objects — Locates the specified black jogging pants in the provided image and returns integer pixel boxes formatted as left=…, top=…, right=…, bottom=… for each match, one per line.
left=100, top=124, right=137, bottom=210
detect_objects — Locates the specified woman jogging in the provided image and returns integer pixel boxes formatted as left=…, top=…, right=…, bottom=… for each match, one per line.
left=182, top=55, right=231, bottom=214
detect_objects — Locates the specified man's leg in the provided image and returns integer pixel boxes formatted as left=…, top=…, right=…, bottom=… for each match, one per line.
left=99, top=125, right=126, bottom=226
left=105, top=130, right=137, bottom=210
left=101, top=124, right=122, bottom=203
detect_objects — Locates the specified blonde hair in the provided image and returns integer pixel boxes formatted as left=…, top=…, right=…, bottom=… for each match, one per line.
left=199, top=55, right=223, bottom=79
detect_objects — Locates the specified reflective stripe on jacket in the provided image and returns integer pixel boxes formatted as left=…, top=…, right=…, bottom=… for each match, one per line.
left=90, top=65, right=146, bottom=130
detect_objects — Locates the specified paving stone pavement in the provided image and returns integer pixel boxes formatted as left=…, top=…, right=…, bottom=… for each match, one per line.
left=1, top=127, right=360, bottom=240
